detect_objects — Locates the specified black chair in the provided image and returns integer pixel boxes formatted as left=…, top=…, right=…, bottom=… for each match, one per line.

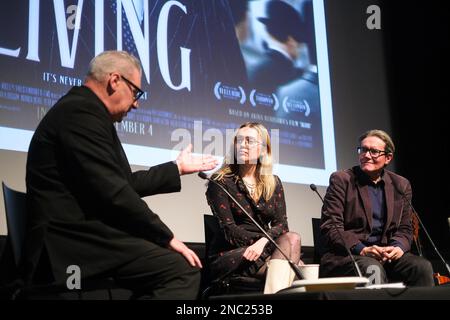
left=312, top=217, right=326, bottom=264
left=201, top=214, right=264, bottom=299
left=0, top=183, right=27, bottom=299
left=1, top=182, right=118, bottom=300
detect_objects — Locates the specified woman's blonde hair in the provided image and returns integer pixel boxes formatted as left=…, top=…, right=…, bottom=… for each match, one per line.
left=212, top=122, right=276, bottom=201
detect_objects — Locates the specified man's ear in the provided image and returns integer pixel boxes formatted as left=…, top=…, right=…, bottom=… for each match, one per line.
left=109, top=73, right=120, bottom=89
left=107, top=73, right=119, bottom=95
left=384, top=153, right=393, bottom=166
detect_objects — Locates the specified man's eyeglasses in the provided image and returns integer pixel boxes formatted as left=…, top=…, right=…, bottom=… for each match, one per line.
left=236, top=136, right=262, bottom=147
left=121, top=75, right=144, bottom=102
left=357, top=146, right=388, bottom=158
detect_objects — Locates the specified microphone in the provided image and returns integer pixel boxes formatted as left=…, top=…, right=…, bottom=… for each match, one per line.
left=309, top=184, right=364, bottom=278
left=394, top=185, right=450, bottom=275
left=199, top=172, right=304, bottom=280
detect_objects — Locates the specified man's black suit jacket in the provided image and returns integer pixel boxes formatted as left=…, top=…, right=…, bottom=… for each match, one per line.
left=25, top=86, right=181, bottom=284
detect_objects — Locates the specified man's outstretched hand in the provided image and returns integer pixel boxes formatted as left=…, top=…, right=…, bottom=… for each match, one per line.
left=176, top=144, right=218, bottom=175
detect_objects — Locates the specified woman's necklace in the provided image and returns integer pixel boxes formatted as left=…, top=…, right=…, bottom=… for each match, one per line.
left=242, top=179, right=257, bottom=197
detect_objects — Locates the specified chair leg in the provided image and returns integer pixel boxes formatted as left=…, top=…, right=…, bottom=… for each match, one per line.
left=200, top=286, right=212, bottom=300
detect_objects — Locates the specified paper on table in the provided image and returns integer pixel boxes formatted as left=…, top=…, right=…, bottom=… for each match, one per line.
left=358, top=282, right=405, bottom=289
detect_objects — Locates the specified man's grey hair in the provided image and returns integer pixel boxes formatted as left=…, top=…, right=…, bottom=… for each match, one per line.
left=86, top=50, right=142, bottom=82
left=359, top=129, right=396, bottom=154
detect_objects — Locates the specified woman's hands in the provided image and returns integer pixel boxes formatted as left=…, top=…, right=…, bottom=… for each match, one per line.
left=243, top=237, right=269, bottom=261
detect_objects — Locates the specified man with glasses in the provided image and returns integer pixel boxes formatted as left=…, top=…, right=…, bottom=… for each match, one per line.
left=319, top=129, right=434, bottom=286
left=121, top=74, right=145, bottom=102
left=25, top=51, right=218, bottom=299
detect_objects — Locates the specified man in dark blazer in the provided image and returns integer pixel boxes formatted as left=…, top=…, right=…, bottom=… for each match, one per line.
left=320, top=130, right=434, bottom=286
left=25, top=51, right=218, bottom=299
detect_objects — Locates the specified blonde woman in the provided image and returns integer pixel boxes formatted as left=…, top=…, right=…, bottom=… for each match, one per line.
left=205, top=122, right=301, bottom=294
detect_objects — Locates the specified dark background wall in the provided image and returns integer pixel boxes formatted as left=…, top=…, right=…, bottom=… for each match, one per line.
left=325, top=0, right=391, bottom=170
left=383, top=0, right=450, bottom=260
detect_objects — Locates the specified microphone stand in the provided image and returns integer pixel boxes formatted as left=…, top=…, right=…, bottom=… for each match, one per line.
left=397, top=189, right=450, bottom=275
left=310, top=184, right=364, bottom=278
left=199, top=172, right=304, bottom=280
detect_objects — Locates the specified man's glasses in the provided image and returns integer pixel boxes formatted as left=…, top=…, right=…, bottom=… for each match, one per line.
left=121, top=75, right=144, bottom=102
left=236, top=136, right=262, bottom=147
left=357, top=146, right=388, bottom=158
